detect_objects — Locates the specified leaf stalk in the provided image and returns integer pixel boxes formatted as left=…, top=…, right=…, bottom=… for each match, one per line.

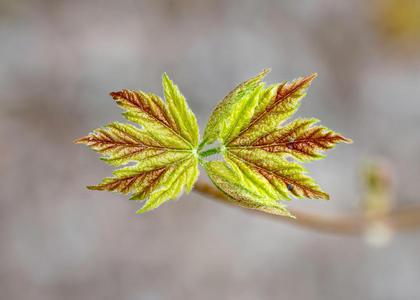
left=198, top=146, right=222, bottom=158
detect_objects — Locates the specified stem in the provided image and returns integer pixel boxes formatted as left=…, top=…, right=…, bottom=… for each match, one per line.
left=198, top=138, right=208, bottom=151
left=192, top=180, right=420, bottom=235
left=198, top=146, right=222, bottom=158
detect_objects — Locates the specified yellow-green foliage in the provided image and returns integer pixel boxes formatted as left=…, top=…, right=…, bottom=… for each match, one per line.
left=75, top=74, right=198, bottom=213
left=200, top=69, right=269, bottom=149
left=203, top=160, right=292, bottom=217
left=76, top=70, right=351, bottom=216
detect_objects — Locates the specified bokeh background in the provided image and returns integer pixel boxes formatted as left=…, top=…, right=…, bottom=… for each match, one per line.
left=1, top=0, right=420, bottom=299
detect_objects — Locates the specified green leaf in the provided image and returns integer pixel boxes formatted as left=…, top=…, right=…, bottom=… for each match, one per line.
left=229, top=74, right=317, bottom=146
left=75, top=74, right=200, bottom=213
left=203, top=160, right=293, bottom=217
left=135, top=156, right=198, bottom=213
left=76, top=69, right=352, bottom=218
left=218, top=73, right=352, bottom=204
left=220, top=85, right=263, bottom=144
left=252, top=118, right=352, bottom=162
left=200, top=69, right=269, bottom=149
left=226, top=149, right=329, bottom=200
left=163, top=73, right=199, bottom=147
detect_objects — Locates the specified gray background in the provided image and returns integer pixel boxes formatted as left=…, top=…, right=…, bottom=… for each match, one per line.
left=1, top=0, right=420, bottom=299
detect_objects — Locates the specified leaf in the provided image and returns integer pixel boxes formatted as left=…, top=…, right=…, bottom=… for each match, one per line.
left=220, top=85, right=263, bottom=144
left=162, top=73, right=199, bottom=147
left=203, top=160, right=293, bottom=217
left=75, top=74, right=200, bottom=213
left=218, top=73, right=352, bottom=202
left=109, top=75, right=198, bottom=149
left=252, top=118, right=352, bottom=162
left=200, top=69, right=269, bottom=149
left=228, top=74, right=317, bottom=146
left=76, top=69, right=352, bottom=217
left=88, top=155, right=198, bottom=213
left=225, top=149, right=329, bottom=200
left=75, top=122, right=185, bottom=167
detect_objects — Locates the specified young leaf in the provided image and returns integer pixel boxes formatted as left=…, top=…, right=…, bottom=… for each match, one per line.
left=75, top=122, right=184, bottom=166
left=203, top=160, right=293, bottom=217
left=218, top=74, right=352, bottom=203
left=75, top=74, right=199, bottom=213
left=225, top=149, right=329, bottom=200
left=228, top=74, right=317, bottom=146
left=253, top=118, right=352, bottom=162
left=162, top=73, right=199, bottom=147
left=220, top=85, right=263, bottom=144
left=76, top=70, right=352, bottom=218
left=200, top=69, right=269, bottom=149
left=109, top=76, right=198, bottom=149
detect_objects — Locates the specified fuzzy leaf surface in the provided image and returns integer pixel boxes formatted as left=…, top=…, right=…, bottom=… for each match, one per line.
left=75, top=74, right=199, bottom=213
left=200, top=69, right=269, bottom=149
left=219, top=74, right=352, bottom=203
left=253, top=118, right=352, bottom=162
left=203, top=161, right=292, bottom=217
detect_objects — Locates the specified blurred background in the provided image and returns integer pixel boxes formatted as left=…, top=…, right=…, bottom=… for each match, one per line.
left=1, top=0, right=420, bottom=299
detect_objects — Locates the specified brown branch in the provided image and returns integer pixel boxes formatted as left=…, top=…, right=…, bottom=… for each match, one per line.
left=193, top=180, right=420, bottom=235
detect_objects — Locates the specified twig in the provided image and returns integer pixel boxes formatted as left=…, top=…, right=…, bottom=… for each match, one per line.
left=193, top=180, right=420, bottom=235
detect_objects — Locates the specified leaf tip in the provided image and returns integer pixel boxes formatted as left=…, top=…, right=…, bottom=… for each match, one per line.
left=74, top=137, right=86, bottom=144
left=136, top=206, right=151, bottom=214
left=298, top=73, right=317, bottom=89
left=109, top=91, right=122, bottom=99
left=343, top=136, right=353, bottom=144
left=162, top=72, right=171, bottom=83
left=307, top=73, right=318, bottom=81
left=260, top=68, right=271, bottom=77
left=99, top=157, right=112, bottom=164
left=335, top=133, right=353, bottom=144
